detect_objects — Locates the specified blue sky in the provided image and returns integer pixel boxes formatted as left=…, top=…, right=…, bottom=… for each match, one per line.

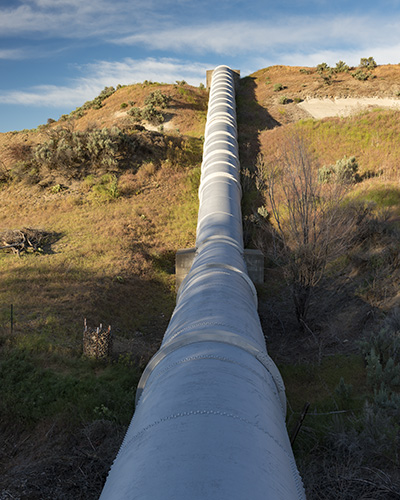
left=1, top=0, right=400, bottom=132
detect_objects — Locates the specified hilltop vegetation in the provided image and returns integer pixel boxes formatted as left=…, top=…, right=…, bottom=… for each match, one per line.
left=1, top=65, right=400, bottom=498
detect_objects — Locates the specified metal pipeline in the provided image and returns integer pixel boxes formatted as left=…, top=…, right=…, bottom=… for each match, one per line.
left=99, top=65, right=306, bottom=500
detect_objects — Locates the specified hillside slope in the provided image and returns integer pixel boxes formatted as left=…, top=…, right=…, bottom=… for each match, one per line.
left=1, top=65, right=400, bottom=498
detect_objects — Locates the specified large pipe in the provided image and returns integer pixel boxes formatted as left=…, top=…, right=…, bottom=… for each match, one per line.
left=100, top=65, right=305, bottom=500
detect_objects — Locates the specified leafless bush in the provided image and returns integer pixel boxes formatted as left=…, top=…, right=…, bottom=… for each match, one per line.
left=256, top=133, right=367, bottom=328
left=6, top=142, right=32, bottom=162
left=301, top=453, right=400, bottom=499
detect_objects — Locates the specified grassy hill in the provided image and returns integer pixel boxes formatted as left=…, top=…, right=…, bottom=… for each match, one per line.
left=1, top=65, right=400, bottom=498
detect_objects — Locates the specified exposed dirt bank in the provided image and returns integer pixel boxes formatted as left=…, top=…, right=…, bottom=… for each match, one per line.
left=298, top=97, right=400, bottom=119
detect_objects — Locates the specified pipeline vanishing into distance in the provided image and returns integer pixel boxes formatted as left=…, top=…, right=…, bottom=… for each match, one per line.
left=100, top=65, right=306, bottom=500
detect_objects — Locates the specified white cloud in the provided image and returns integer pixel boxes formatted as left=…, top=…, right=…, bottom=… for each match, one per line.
left=0, top=57, right=210, bottom=107
left=85, top=58, right=210, bottom=86
left=0, top=0, right=152, bottom=37
left=251, top=43, right=400, bottom=72
left=0, top=48, right=25, bottom=60
left=116, top=16, right=400, bottom=56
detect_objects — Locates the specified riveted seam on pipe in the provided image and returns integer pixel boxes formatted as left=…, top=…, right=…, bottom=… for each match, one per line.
left=143, top=354, right=272, bottom=388
left=119, top=411, right=292, bottom=463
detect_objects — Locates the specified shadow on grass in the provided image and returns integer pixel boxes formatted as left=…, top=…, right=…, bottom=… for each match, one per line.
left=236, top=76, right=281, bottom=171
left=0, top=251, right=176, bottom=352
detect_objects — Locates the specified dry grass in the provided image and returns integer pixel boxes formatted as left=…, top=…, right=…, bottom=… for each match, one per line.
left=2, top=64, right=400, bottom=498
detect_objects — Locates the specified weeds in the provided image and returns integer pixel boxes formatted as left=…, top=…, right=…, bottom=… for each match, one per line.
left=90, top=174, right=120, bottom=202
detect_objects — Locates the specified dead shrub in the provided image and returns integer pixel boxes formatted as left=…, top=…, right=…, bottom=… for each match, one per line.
left=6, top=142, right=32, bottom=162
left=256, top=132, right=368, bottom=329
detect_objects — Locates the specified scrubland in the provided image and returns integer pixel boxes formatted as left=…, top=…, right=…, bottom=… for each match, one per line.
left=1, top=66, right=400, bottom=498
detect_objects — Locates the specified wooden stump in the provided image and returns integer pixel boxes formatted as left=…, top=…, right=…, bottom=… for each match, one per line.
left=83, top=319, right=113, bottom=359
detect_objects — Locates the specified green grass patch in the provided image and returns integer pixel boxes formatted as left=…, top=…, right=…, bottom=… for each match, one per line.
left=356, top=186, right=400, bottom=208
left=281, top=354, right=367, bottom=413
left=0, top=348, right=140, bottom=425
left=294, top=109, right=400, bottom=176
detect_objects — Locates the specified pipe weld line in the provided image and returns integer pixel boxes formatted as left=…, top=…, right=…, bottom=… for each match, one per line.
left=135, top=329, right=286, bottom=415
left=201, top=159, right=240, bottom=175
left=196, top=210, right=241, bottom=230
left=198, top=173, right=242, bottom=199
left=176, top=262, right=257, bottom=306
left=202, top=149, right=238, bottom=165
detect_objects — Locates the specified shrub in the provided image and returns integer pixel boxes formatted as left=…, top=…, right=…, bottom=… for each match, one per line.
left=316, top=63, right=333, bottom=84
left=319, top=156, right=359, bottom=184
left=316, top=62, right=330, bottom=73
left=360, top=57, right=377, bottom=69
left=28, top=126, right=142, bottom=178
left=144, top=90, right=171, bottom=109
left=273, top=83, right=284, bottom=92
left=127, top=107, right=143, bottom=121
left=360, top=325, right=400, bottom=389
left=334, top=60, right=349, bottom=73
left=142, top=104, right=164, bottom=125
left=352, top=69, right=370, bottom=81
left=317, top=165, right=334, bottom=183
left=321, top=73, right=332, bottom=85
left=50, top=183, right=63, bottom=194
left=279, top=95, right=289, bottom=105
left=127, top=91, right=170, bottom=125
left=120, top=102, right=128, bottom=109
left=335, top=156, right=359, bottom=182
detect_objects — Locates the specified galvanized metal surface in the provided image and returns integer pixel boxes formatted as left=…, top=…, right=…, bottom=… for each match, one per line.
left=99, top=65, right=306, bottom=500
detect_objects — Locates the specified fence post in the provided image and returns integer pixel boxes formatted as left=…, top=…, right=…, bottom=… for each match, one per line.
left=10, top=304, right=13, bottom=334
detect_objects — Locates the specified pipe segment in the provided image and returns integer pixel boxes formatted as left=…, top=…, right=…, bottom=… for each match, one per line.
left=99, top=65, right=306, bottom=500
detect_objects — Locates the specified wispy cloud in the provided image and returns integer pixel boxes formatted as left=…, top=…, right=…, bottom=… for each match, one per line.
left=116, top=16, right=400, bottom=56
left=0, top=0, right=154, bottom=37
left=0, top=57, right=210, bottom=107
left=0, top=48, right=26, bottom=60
